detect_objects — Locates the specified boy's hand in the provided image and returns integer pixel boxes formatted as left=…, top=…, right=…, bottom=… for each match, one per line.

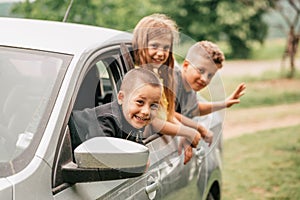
left=189, top=129, right=201, bottom=148
left=226, top=82, right=246, bottom=108
left=203, top=130, right=213, bottom=146
left=197, top=125, right=213, bottom=146
left=178, top=137, right=193, bottom=165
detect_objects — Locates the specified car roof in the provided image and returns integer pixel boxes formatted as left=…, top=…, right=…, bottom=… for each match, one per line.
left=0, top=17, right=132, bottom=55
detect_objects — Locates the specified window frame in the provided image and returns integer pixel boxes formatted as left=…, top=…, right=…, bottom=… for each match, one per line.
left=52, top=43, right=131, bottom=192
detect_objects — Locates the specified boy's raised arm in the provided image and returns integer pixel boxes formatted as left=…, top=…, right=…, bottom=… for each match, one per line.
left=197, top=82, right=246, bottom=116
left=225, top=82, right=246, bottom=108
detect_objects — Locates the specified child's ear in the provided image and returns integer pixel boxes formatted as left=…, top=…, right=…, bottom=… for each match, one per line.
left=117, top=91, right=124, bottom=105
left=182, top=60, right=189, bottom=70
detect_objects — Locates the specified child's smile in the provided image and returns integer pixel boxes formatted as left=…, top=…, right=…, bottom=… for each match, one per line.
left=119, top=84, right=161, bottom=129
left=133, top=114, right=150, bottom=124
left=147, top=35, right=172, bottom=69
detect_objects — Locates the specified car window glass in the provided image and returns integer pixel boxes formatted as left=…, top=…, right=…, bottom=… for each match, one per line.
left=0, top=47, right=71, bottom=165
left=97, top=61, right=114, bottom=105
left=69, top=56, right=120, bottom=148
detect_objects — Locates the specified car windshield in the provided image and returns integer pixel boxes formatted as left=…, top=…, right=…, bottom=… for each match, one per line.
left=0, top=46, right=71, bottom=162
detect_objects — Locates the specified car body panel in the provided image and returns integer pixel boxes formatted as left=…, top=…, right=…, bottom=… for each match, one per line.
left=0, top=178, right=12, bottom=199
left=0, top=17, right=131, bottom=55
left=7, top=156, right=52, bottom=200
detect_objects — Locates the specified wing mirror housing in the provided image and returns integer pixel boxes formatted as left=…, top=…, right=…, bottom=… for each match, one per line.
left=62, top=137, right=149, bottom=183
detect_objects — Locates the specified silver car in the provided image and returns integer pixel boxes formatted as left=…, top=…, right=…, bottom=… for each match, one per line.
left=0, top=17, right=223, bottom=200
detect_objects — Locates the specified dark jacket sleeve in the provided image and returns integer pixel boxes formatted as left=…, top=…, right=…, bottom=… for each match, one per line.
left=71, top=108, right=106, bottom=140
left=96, top=116, right=118, bottom=138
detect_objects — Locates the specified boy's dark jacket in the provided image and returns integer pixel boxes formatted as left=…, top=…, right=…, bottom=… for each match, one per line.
left=69, top=101, right=145, bottom=150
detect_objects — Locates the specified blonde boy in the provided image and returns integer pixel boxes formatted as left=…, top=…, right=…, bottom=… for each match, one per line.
left=175, top=41, right=246, bottom=118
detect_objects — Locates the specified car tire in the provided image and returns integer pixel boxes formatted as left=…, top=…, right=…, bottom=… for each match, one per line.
left=206, top=192, right=215, bottom=200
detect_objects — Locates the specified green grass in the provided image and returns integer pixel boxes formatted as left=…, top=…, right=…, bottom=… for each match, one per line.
left=222, top=125, right=300, bottom=200
left=214, top=71, right=300, bottom=109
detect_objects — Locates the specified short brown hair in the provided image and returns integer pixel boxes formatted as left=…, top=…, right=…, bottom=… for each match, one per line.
left=120, top=68, right=162, bottom=94
left=186, top=40, right=225, bottom=69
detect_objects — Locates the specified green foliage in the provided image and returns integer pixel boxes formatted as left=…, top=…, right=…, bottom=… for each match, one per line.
left=11, top=0, right=97, bottom=24
left=9, top=0, right=274, bottom=59
left=250, top=38, right=286, bottom=60
left=223, top=125, right=300, bottom=199
left=0, top=3, right=13, bottom=16
left=162, top=0, right=272, bottom=59
left=10, top=0, right=163, bottom=30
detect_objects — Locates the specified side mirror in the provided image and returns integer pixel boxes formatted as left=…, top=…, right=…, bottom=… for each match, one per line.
left=62, top=137, right=149, bottom=183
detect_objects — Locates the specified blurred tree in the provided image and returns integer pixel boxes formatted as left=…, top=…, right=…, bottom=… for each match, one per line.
left=11, top=0, right=273, bottom=59
left=11, top=0, right=98, bottom=25
left=271, top=0, right=300, bottom=78
left=11, top=0, right=161, bottom=30
left=161, top=0, right=273, bottom=59
left=92, top=0, right=162, bottom=31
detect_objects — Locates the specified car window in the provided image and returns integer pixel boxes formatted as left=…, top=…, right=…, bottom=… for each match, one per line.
left=51, top=44, right=193, bottom=199
left=72, top=59, right=119, bottom=111
left=52, top=47, right=123, bottom=189
left=53, top=44, right=166, bottom=184
left=0, top=47, right=71, bottom=176
left=97, top=61, right=113, bottom=104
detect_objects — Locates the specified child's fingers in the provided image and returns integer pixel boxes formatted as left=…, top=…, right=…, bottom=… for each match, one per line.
left=184, top=146, right=193, bottom=165
left=178, top=145, right=182, bottom=155
left=178, top=138, right=184, bottom=155
left=237, top=83, right=246, bottom=92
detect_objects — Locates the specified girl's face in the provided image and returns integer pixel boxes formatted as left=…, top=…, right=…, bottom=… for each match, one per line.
left=118, top=84, right=161, bottom=129
left=182, top=58, right=217, bottom=91
left=146, top=34, right=172, bottom=70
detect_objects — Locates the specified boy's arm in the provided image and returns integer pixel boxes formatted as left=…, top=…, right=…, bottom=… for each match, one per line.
left=225, top=82, right=246, bottom=108
left=197, top=101, right=225, bottom=116
left=97, top=116, right=118, bottom=138
left=174, top=112, right=213, bottom=146
left=151, top=117, right=201, bottom=148
left=197, top=82, right=246, bottom=116
left=178, top=137, right=193, bottom=165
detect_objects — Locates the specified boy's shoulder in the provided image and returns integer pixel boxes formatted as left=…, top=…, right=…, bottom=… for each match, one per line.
left=94, top=101, right=120, bottom=118
left=174, top=60, right=181, bottom=71
left=174, top=61, right=182, bottom=77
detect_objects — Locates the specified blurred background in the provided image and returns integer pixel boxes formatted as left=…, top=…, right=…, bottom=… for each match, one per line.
left=1, top=0, right=299, bottom=199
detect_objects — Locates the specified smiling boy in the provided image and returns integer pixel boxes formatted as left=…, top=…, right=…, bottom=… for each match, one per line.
left=175, top=40, right=246, bottom=118
left=70, top=68, right=162, bottom=147
left=173, top=41, right=246, bottom=164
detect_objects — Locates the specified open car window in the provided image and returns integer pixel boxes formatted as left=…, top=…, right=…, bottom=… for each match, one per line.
left=52, top=44, right=170, bottom=190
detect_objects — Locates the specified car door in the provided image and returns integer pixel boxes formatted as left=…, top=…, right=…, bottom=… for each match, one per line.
left=52, top=44, right=130, bottom=200
left=51, top=43, right=186, bottom=200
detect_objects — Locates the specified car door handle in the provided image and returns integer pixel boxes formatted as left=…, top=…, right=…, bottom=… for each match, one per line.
left=195, top=146, right=206, bottom=165
left=145, top=176, right=160, bottom=200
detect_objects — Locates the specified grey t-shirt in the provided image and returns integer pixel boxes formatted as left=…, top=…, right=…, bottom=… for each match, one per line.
left=174, top=65, right=200, bottom=118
